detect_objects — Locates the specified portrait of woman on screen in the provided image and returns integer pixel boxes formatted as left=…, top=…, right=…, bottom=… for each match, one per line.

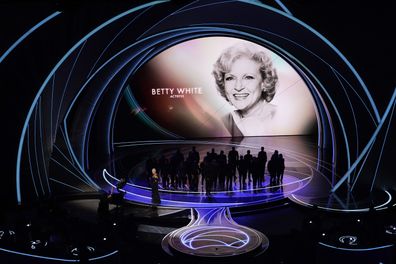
left=212, top=42, right=279, bottom=137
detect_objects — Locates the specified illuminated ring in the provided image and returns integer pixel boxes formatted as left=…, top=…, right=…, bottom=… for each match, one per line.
left=162, top=208, right=268, bottom=257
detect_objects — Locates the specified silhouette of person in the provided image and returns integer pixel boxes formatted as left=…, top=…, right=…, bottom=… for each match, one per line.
left=278, top=154, right=285, bottom=183
left=151, top=168, right=161, bottom=205
left=244, top=150, right=253, bottom=182
left=237, top=155, right=247, bottom=189
left=257, top=146, right=267, bottom=185
left=228, top=147, right=239, bottom=183
left=271, top=150, right=279, bottom=183
left=267, top=157, right=276, bottom=185
left=218, top=150, right=227, bottom=190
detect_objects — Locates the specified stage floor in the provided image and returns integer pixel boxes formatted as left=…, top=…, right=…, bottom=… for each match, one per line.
left=100, top=136, right=335, bottom=208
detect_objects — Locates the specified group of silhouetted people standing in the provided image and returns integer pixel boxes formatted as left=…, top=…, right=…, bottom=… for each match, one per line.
left=145, top=146, right=286, bottom=197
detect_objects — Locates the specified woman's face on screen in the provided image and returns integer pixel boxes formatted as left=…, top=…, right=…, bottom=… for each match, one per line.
left=224, top=57, right=263, bottom=113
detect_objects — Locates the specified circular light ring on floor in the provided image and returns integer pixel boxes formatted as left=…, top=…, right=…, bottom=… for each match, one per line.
left=165, top=224, right=267, bottom=257
left=289, top=190, right=392, bottom=212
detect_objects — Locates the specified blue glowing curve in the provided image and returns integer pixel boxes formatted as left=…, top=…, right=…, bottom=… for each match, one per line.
left=318, top=242, right=393, bottom=252
left=274, top=0, right=292, bottom=15
left=86, top=5, right=154, bottom=78
left=26, top=124, right=39, bottom=197
left=0, top=247, right=118, bottom=262
left=332, top=88, right=396, bottom=192
left=39, top=100, right=51, bottom=192
left=33, top=105, right=45, bottom=194
left=370, top=99, right=395, bottom=191
left=291, top=190, right=392, bottom=212
left=0, top=12, right=61, bottom=64
left=136, top=0, right=200, bottom=41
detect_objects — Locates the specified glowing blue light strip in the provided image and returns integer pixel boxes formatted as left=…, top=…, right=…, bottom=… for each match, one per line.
left=54, top=41, right=87, bottom=150
left=50, top=75, right=55, bottom=145
left=33, top=105, right=45, bottom=195
left=332, top=88, right=396, bottom=192
left=27, top=125, right=39, bottom=197
left=291, top=190, right=392, bottom=212
left=53, top=145, right=80, bottom=172
left=370, top=99, right=395, bottom=192
left=334, top=69, right=377, bottom=125
left=318, top=242, right=393, bottom=252
left=50, top=158, right=93, bottom=187
left=88, top=250, right=119, bottom=261
left=16, top=0, right=167, bottom=204
left=0, top=247, right=118, bottom=262
left=0, top=247, right=78, bottom=262
left=59, top=127, right=75, bottom=164
left=169, top=0, right=233, bottom=18
left=39, top=99, right=51, bottom=192
left=49, top=178, right=84, bottom=192
left=350, top=141, right=375, bottom=191
left=137, top=0, right=199, bottom=40
left=274, top=0, right=292, bottom=15
left=332, top=68, right=359, bottom=183
left=374, top=190, right=393, bottom=209
left=0, top=12, right=61, bottom=64
left=86, top=6, right=154, bottom=78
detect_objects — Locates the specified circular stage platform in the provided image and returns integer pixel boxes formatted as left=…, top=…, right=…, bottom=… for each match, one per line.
left=104, top=170, right=311, bottom=208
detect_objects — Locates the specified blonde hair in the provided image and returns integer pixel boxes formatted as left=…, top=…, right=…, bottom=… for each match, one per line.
left=212, top=42, right=278, bottom=102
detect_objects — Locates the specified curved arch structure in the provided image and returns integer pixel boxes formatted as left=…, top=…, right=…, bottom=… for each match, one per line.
left=5, top=0, right=392, bottom=234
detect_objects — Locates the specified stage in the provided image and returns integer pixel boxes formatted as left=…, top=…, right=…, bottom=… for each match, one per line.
left=101, top=136, right=318, bottom=207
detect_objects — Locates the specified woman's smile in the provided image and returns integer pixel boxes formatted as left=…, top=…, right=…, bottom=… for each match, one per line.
left=224, top=57, right=263, bottom=114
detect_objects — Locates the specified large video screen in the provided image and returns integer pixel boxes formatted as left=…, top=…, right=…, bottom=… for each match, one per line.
left=125, top=37, right=317, bottom=138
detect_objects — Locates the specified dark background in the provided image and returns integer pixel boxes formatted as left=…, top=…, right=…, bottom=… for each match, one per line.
left=0, top=0, right=394, bottom=206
